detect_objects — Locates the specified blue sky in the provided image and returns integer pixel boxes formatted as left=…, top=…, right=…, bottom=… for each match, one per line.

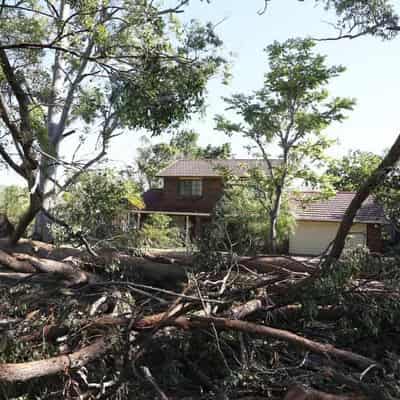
left=109, top=0, right=400, bottom=162
left=2, top=0, right=400, bottom=185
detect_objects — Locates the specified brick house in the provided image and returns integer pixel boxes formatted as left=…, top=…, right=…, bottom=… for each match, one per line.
left=141, top=159, right=279, bottom=237
left=137, top=159, right=386, bottom=253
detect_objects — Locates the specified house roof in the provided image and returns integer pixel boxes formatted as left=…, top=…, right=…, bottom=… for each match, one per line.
left=157, top=159, right=281, bottom=178
left=292, top=192, right=386, bottom=224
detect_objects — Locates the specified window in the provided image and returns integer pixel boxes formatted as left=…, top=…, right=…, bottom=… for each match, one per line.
left=178, top=179, right=202, bottom=197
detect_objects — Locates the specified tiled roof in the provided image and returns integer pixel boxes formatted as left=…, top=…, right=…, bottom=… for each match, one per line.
left=292, top=192, right=386, bottom=224
left=157, top=159, right=281, bottom=177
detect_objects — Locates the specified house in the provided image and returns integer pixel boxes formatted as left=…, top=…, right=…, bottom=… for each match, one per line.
left=142, top=158, right=280, bottom=236
left=289, top=192, right=386, bottom=255
left=139, top=160, right=387, bottom=253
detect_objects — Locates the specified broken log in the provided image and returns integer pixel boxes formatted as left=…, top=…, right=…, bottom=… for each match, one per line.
left=0, top=250, right=91, bottom=286
left=149, top=250, right=315, bottom=274
left=0, top=239, right=188, bottom=284
left=0, top=338, right=108, bottom=382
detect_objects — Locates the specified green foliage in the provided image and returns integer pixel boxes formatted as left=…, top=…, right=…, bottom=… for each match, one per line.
left=375, top=166, right=400, bottom=232
left=113, top=17, right=225, bottom=134
left=199, top=173, right=295, bottom=257
left=303, top=248, right=400, bottom=339
left=327, top=151, right=400, bottom=234
left=316, top=0, right=399, bottom=39
left=137, top=214, right=183, bottom=249
left=216, top=38, right=353, bottom=250
left=0, top=185, right=29, bottom=225
left=0, top=1, right=225, bottom=241
left=327, top=150, right=382, bottom=191
left=55, top=170, right=141, bottom=244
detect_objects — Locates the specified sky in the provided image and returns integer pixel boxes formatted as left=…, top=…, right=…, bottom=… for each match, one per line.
left=2, top=0, right=400, bottom=185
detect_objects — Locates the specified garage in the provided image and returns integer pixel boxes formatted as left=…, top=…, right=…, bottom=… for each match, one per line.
left=289, top=192, right=385, bottom=256
left=289, top=220, right=367, bottom=256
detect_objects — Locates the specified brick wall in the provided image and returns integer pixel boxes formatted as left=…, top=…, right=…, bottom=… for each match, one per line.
left=146, top=177, right=224, bottom=213
left=367, top=224, right=384, bottom=253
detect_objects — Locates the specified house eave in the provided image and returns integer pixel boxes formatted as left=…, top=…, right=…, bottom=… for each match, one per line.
left=295, top=217, right=387, bottom=225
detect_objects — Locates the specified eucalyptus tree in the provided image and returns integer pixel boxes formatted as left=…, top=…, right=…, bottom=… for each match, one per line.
left=217, top=38, right=355, bottom=253
left=0, top=0, right=224, bottom=243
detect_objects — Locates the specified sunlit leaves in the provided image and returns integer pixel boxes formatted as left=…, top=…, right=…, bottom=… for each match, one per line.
left=327, top=150, right=382, bottom=191
left=316, top=0, right=399, bottom=39
left=217, top=38, right=355, bottom=192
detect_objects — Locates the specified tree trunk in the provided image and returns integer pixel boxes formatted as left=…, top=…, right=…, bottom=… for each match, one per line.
left=32, top=159, right=58, bottom=243
left=269, top=185, right=283, bottom=254
left=9, top=191, right=42, bottom=246
left=326, top=133, right=400, bottom=266
left=32, top=2, right=67, bottom=242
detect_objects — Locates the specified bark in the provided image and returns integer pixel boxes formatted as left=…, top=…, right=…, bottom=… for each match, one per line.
left=9, top=191, right=42, bottom=246
left=230, top=298, right=265, bottom=319
left=0, top=239, right=188, bottom=284
left=32, top=0, right=66, bottom=243
left=0, top=338, right=108, bottom=382
left=0, top=249, right=36, bottom=273
left=0, top=214, right=15, bottom=238
left=326, top=133, right=400, bottom=265
left=0, top=249, right=91, bottom=285
left=269, top=183, right=283, bottom=254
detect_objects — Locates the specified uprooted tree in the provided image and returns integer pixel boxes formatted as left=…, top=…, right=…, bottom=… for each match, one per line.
left=0, top=0, right=224, bottom=244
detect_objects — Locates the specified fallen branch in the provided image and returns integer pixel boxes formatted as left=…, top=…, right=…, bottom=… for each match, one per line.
left=0, top=338, right=108, bottom=382
left=178, top=316, right=377, bottom=369
left=91, top=313, right=378, bottom=370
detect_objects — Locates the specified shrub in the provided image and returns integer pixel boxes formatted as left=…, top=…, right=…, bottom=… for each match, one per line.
left=137, top=214, right=183, bottom=249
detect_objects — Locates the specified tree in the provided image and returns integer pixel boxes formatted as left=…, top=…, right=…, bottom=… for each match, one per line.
left=55, top=169, right=142, bottom=246
left=0, top=0, right=224, bottom=244
left=327, top=150, right=382, bottom=191
left=260, top=1, right=399, bottom=39
left=313, top=0, right=399, bottom=40
left=0, top=185, right=29, bottom=225
left=326, top=149, right=400, bottom=245
left=135, top=137, right=180, bottom=190
left=375, top=166, right=400, bottom=232
left=216, top=38, right=354, bottom=253
left=135, top=129, right=232, bottom=189
left=201, top=173, right=294, bottom=256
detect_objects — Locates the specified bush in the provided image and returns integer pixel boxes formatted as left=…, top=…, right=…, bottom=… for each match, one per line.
left=137, top=214, right=183, bottom=249
left=0, top=185, right=29, bottom=226
left=199, top=180, right=294, bottom=257
left=54, top=170, right=142, bottom=247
